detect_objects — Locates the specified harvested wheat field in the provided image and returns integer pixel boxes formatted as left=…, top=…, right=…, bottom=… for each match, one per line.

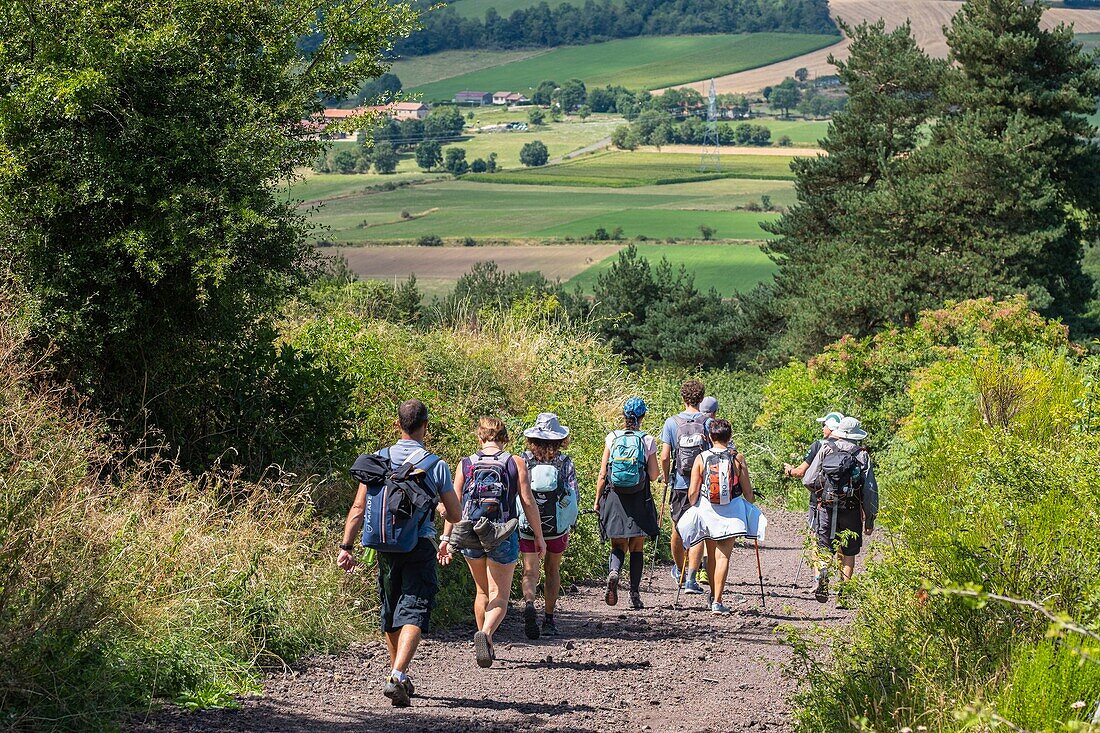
left=669, top=0, right=1100, bottom=94
left=328, top=244, right=623, bottom=295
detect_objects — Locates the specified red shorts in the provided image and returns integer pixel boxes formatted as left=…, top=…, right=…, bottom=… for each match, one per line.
left=520, top=533, right=570, bottom=555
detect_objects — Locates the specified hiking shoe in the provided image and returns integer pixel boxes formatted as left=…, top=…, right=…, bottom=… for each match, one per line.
left=523, top=602, right=540, bottom=640
left=449, top=519, right=479, bottom=552
left=605, top=572, right=620, bottom=606
left=670, top=565, right=682, bottom=584
left=630, top=591, right=644, bottom=610
left=697, top=567, right=710, bottom=586
left=813, top=570, right=829, bottom=604
left=473, top=517, right=519, bottom=550
left=683, top=579, right=705, bottom=595
left=383, top=675, right=412, bottom=707
left=541, top=617, right=560, bottom=637
left=473, top=631, right=493, bottom=668
left=711, top=602, right=732, bottom=616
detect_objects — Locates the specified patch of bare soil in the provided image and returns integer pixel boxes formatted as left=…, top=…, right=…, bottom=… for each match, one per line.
left=129, top=509, right=854, bottom=733
left=328, top=244, right=623, bottom=283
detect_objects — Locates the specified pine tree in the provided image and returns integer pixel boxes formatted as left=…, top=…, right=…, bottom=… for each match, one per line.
left=762, top=20, right=947, bottom=357
left=934, top=0, right=1100, bottom=323
left=761, top=3, right=1100, bottom=360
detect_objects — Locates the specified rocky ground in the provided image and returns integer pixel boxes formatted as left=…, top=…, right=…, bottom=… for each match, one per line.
left=130, top=509, right=854, bottom=733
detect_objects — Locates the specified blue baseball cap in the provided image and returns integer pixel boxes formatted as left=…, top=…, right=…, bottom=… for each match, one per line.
left=623, top=397, right=648, bottom=418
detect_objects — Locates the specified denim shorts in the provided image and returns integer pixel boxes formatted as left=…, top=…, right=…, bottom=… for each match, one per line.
left=460, top=530, right=520, bottom=565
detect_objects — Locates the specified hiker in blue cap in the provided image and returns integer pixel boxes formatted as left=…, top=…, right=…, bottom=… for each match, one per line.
left=594, top=396, right=660, bottom=610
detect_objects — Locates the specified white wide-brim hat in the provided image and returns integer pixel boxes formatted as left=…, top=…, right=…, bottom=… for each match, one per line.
left=831, top=416, right=867, bottom=441
left=523, top=412, right=570, bottom=440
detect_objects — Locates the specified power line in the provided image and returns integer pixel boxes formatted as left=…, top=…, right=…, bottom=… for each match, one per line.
left=699, top=79, right=720, bottom=173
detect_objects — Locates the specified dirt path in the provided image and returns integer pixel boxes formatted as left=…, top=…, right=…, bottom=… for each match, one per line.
left=666, top=0, right=1100, bottom=94
left=130, top=509, right=853, bottom=733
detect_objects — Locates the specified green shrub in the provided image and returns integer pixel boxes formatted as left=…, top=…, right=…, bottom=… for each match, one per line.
left=777, top=298, right=1100, bottom=733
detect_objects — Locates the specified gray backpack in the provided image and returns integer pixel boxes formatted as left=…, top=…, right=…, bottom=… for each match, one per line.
left=674, top=414, right=707, bottom=479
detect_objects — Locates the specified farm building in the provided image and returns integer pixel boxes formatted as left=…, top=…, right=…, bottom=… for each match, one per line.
left=307, top=107, right=367, bottom=139
left=455, top=91, right=492, bottom=105
left=367, top=101, right=429, bottom=120
left=492, top=91, right=529, bottom=105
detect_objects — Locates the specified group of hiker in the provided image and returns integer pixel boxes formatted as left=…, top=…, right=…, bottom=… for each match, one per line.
left=336, top=381, right=879, bottom=707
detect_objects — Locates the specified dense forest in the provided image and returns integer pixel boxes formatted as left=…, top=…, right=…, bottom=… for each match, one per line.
left=390, top=0, right=838, bottom=56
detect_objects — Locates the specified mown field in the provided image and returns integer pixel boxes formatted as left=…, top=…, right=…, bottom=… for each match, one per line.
left=568, top=243, right=778, bottom=294
left=465, top=151, right=799, bottom=186
left=410, top=33, right=840, bottom=100
left=297, top=177, right=790, bottom=242
left=301, top=177, right=792, bottom=241
left=390, top=48, right=550, bottom=88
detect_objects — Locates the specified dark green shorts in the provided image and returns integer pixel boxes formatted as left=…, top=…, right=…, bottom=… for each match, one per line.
left=377, top=537, right=439, bottom=633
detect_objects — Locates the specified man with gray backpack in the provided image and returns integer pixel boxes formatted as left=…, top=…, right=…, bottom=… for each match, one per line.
left=337, top=399, right=462, bottom=708
left=802, top=416, right=879, bottom=603
left=659, top=380, right=709, bottom=595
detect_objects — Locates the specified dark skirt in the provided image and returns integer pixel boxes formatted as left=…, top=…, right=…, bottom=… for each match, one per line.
left=599, top=487, right=660, bottom=541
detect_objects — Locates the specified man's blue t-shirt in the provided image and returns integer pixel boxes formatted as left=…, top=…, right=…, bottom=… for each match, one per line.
left=660, top=411, right=705, bottom=491
left=381, top=439, right=454, bottom=539
left=804, top=439, right=823, bottom=465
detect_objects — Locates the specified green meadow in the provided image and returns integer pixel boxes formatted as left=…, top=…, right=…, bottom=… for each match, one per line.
left=390, top=49, right=550, bottom=89
left=465, top=151, right=799, bottom=186
left=410, top=33, right=840, bottom=100
left=291, top=177, right=793, bottom=242
left=567, top=243, right=778, bottom=295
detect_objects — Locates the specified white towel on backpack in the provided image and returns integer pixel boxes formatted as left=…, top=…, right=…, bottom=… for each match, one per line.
left=676, top=495, right=767, bottom=548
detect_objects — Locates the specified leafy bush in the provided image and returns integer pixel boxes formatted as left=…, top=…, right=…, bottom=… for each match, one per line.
left=771, top=298, right=1100, bottom=732
left=417, top=234, right=443, bottom=246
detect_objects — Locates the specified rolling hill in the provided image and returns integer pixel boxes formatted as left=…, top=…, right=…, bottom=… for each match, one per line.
left=408, top=33, right=840, bottom=101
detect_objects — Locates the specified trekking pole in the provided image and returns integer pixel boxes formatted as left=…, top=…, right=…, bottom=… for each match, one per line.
left=648, top=477, right=670, bottom=588
left=752, top=538, right=766, bottom=608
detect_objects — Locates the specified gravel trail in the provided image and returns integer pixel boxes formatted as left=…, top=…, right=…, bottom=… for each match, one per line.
left=130, top=509, right=853, bottom=733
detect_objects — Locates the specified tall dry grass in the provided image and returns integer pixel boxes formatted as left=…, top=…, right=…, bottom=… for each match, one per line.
left=0, top=298, right=372, bottom=731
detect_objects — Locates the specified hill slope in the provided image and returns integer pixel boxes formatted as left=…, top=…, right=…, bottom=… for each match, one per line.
left=668, top=0, right=1100, bottom=93
left=411, top=33, right=840, bottom=100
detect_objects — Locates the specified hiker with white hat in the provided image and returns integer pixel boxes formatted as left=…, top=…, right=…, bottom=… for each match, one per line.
left=802, top=416, right=879, bottom=602
left=518, top=412, right=579, bottom=639
left=784, top=411, right=844, bottom=527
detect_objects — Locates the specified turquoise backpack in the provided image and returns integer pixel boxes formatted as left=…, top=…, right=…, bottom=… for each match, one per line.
left=608, top=430, right=647, bottom=494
